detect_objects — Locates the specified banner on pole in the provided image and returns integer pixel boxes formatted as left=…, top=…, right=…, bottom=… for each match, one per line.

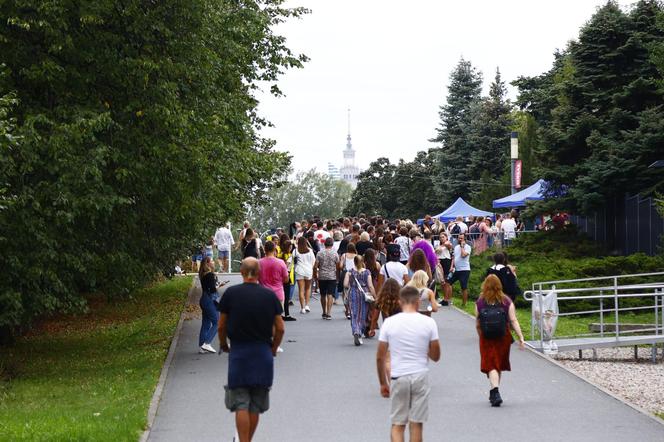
left=514, top=160, right=522, bottom=189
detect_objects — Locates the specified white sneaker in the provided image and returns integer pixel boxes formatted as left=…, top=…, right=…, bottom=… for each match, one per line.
left=202, top=343, right=217, bottom=353
left=277, top=346, right=284, bottom=353
left=199, top=347, right=207, bottom=354
left=304, top=305, right=311, bottom=313
left=300, top=308, right=306, bottom=314
left=358, top=337, right=364, bottom=345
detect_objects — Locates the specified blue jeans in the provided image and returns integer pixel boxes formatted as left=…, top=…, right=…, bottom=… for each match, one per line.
left=199, top=293, right=219, bottom=346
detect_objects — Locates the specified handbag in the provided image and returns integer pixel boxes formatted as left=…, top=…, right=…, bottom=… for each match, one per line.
left=434, top=263, right=446, bottom=284
left=353, top=271, right=375, bottom=303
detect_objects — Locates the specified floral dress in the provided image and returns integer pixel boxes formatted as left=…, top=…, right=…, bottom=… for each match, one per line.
left=348, top=268, right=371, bottom=336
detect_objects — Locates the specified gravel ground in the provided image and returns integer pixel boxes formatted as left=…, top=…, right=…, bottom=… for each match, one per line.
left=554, top=347, right=664, bottom=416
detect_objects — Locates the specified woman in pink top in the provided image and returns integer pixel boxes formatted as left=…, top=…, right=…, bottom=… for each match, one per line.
left=258, top=241, right=289, bottom=308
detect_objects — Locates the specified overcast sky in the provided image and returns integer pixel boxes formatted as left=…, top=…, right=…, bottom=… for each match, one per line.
left=256, top=0, right=633, bottom=175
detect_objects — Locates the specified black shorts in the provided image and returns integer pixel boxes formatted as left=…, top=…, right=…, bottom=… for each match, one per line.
left=439, top=258, right=452, bottom=276
left=447, top=270, right=470, bottom=290
left=319, top=279, right=337, bottom=296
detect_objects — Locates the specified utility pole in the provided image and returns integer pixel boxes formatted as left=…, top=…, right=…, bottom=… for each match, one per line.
left=510, top=132, right=519, bottom=194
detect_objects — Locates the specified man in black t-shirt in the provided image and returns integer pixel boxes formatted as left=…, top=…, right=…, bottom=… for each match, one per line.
left=217, top=258, right=284, bottom=441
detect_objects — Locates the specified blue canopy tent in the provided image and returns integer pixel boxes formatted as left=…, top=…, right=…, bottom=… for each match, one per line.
left=418, top=198, right=493, bottom=224
left=493, top=179, right=546, bottom=209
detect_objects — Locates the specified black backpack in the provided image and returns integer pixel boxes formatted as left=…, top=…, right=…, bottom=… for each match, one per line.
left=479, top=302, right=507, bottom=339
left=450, top=223, right=461, bottom=235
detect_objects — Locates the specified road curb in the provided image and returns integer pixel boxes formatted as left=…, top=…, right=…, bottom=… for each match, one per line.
left=140, top=278, right=196, bottom=442
left=452, top=305, right=664, bottom=427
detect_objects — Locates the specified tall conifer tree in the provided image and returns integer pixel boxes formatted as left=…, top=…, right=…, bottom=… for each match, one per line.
left=431, top=58, right=482, bottom=206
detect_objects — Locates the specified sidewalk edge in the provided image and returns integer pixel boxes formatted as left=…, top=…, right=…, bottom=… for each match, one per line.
left=139, top=279, right=195, bottom=442
left=452, top=305, right=664, bottom=427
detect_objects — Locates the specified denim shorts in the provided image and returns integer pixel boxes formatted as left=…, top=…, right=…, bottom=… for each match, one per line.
left=217, top=250, right=230, bottom=259
left=224, top=385, right=270, bottom=414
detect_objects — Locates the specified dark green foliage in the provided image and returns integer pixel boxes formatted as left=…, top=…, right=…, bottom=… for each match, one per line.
left=0, top=1, right=306, bottom=332
left=466, top=228, right=664, bottom=312
left=467, top=68, right=514, bottom=208
left=513, top=0, right=664, bottom=214
left=431, top=58, right=483, bottom=206
left=348, top=60, right=514, bottom=220
left=344, top=150, right=446, bottom=220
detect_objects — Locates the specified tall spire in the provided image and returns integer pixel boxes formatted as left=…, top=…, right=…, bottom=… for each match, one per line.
left=346, top=107, right=352, bottom=148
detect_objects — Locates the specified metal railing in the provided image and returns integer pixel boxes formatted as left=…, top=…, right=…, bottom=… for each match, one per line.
left=523, top=272, right=664, bottom=362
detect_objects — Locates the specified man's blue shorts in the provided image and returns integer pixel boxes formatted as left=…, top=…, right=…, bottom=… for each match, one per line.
left=217, top=250, right=230, bottom=259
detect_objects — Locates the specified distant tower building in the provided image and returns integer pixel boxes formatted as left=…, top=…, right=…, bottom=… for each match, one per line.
left=339, top=109, right=360, bottom=188
left=327, top=163, right=340, bottom=179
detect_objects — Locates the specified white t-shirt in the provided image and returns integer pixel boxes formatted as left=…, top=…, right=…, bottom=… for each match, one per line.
left=379, top=312, right=439, bottom=377
left=501, top=219, right=517, bottom=239
left=214, top=227, right=235, bottom=251
left=313, top=229, right=331, bottom=246
left=394, top=236, right=411, bottom=262
left=380, top=261, right=409, bottom=286
left=453, top=244, right=472, bottom=271
left=293, top=249, right=315, bottom=279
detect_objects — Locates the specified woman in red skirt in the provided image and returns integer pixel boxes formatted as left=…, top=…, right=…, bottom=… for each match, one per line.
left=475, top=274, right=525, bottom=407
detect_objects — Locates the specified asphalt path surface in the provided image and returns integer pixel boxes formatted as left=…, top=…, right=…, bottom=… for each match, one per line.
left=148, top=276, right=664, bottom=441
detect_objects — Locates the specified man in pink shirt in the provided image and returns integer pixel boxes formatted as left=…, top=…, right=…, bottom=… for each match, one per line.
left=258, top=240, right=289, bottom=309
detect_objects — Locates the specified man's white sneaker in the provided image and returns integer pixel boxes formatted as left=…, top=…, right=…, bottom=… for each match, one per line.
left=199, top=347, right=207, bottom=354
left=201, top=343, right=217, bottom=353
left=304, top=305, right=311, bottom=313
left=300, top=308, right=306, bottom=314
left=277, top=346, right=284, bottom=353
left=358, top=337, right=364, bottom=345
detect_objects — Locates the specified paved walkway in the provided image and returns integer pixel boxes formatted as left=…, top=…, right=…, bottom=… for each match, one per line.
left=148, top=277, right=664, bottom=441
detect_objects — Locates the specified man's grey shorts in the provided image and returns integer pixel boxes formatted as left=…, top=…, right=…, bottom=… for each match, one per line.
left=390, top=371, right=430, bottom=425
left=224, top=386, right=270, bottom=414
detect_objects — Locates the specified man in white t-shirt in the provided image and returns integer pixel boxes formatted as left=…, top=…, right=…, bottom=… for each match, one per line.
left=448, top=233, right=472, bottom=307
left=377, top=286, right=441, bottom=442
left=313, top=222, right=331, bottom=247
left=378, top=245, right=410, bottom=289
left=214, top=225, right=235, bottom=273
left=500, top=213, right=517, bottom=246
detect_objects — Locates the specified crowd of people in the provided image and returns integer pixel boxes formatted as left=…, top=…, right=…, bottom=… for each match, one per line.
left=197, top=214, right=527, bottom=442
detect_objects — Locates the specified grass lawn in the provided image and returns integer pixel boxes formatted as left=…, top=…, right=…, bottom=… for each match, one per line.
left=0, top=276, right=192, bottom=441
left=454, top=298, right=656, bottom=340
left=442, top=229, right=663, bottom=341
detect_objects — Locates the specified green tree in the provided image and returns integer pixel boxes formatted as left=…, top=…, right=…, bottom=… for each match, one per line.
left=0, top=0, right=307, bottom=336
left=431, top=58, right=483, bottom=206
left=511, top=111, right=539, bottom=187
left=345, top=157, right=398, bottom=217
left=467, top=68, right=513, bottom=208
left=252, top=170, right=353, bottom=232
left=514, top=0, right=664, bottom=214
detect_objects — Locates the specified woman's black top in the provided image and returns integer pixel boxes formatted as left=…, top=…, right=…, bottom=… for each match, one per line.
left=356, top=240, right=374, bottom=256
left=486, top=266, right=521, bottom=301
left=242, top=239, right=259, bottom=258
left=200, top=272, right=217, bottom=295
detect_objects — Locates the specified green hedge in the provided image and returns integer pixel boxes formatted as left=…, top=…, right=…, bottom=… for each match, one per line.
left=465, top=229, right=664, bottom=313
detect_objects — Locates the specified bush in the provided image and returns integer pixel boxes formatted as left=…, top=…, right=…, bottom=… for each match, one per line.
left=465, top=230, right=664, bottom=313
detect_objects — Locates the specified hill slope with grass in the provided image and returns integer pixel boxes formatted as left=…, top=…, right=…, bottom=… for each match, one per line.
left=0, top=277, right=192, bottom=441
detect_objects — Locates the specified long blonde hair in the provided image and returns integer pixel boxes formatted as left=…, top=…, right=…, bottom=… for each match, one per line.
left=481, top=274, right=508, bottom=305
left=407, top=270, right=429, bottom=290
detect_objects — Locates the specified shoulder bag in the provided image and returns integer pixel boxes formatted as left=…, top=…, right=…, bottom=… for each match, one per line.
left=353, top=271, right=375, bottom=303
